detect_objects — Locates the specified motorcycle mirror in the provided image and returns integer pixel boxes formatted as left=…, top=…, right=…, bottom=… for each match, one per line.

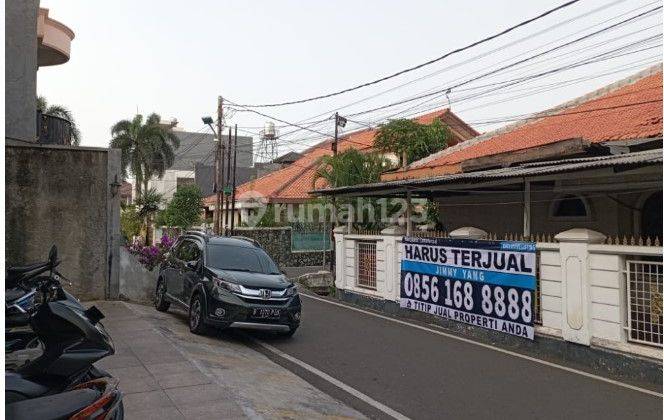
left=48, top=245, right=58, bottom=266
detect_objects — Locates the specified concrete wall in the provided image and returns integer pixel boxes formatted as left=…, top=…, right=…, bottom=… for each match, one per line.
left=5, top=144, right=122, bottom=300
left=333, top=227, right=662, bottom=359
left=233, top=227, right=331, bottom=268
left=118, top=247, right=157, bottom=303
left=145, top=169, right=194, bottom=204
left=6, top=0, right=39, bottom=142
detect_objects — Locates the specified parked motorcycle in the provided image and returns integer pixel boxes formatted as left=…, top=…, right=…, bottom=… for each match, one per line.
left=5, top=245, right=124, bottom=419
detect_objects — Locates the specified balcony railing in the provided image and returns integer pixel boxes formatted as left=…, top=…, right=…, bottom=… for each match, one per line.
left=37, top=111, right=72, bottom=145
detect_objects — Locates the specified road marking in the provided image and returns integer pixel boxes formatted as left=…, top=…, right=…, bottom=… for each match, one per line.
left=300, top=293, right=663, bottom=398
left=251, top=338, right=410, bottom=420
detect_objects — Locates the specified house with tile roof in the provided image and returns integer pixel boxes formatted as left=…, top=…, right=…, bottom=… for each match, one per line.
left=314, top=65, right=663, bottom=354
left=316, top=64, right=663, bottom=239
left=204, top=108, right=479, bottom=226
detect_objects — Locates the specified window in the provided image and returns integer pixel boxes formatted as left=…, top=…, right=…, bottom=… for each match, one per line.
left=207, top=244, right=280, bottom=274
left=177, top=240, right=201, bottom=262
left=627, top=260, right=663, bottom=347
left=176, top=177, right=195, bottom=189
left=549, top=194, right=590, bottom=220
left=356, top=242, right=377, bottom=290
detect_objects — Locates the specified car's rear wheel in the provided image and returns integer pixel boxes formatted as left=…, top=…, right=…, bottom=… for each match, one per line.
left=154, top=279, right=170, bottom=312
left=189, top=294, right=208, bottom=335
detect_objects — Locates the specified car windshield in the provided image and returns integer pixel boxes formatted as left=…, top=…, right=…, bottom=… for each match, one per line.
left=206, top=244, right=280, bottom=274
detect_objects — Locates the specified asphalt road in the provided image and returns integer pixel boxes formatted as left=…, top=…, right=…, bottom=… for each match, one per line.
left=251, top=292, right=662, bottom=420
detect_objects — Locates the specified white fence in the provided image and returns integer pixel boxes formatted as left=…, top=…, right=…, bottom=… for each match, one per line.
left=334, top=226, right=663, bottom=357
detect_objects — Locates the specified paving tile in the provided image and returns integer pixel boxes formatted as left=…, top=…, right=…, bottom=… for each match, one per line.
left=96, top=354, right=143, bottom=369
left=107, top=365, right=153, bottom=379
left=164, top=384, right=229, bottom=407
left=178, top=400, right=246, bottom=419
left=122, top=390, right=174, bottom=413
left=155, top=371, right=212, bottom=389
left=145, top=361, right=198, bottom=376
left=103, top=319, right=154, bottom=333
left=118, top=375, right=161, bottom=394
left=127, top=336, right=173, bottom=348
left=133, top=350, right=186, bottom=365
left=124, top=406, right=185, bottom=420
left=107, top=366, right=161, bottom=394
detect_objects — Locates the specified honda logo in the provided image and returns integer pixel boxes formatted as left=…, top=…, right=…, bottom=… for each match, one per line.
left=259, top=289, right=272, bottom=300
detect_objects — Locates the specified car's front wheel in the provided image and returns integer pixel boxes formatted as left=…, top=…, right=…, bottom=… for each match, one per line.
left=189, top=294, right=208, bottom=335
left=154, top=279, right=170, bottom=312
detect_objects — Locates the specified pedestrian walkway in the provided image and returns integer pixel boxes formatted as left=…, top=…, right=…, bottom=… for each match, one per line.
left=93, top=300, right=363, bottom=420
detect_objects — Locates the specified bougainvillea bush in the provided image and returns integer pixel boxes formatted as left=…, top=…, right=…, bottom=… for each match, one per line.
left=127, top=234, right=176, bottom=271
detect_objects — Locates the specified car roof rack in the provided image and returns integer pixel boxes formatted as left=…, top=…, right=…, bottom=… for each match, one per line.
left=185, top=230, right=209, bottom=242
left=230, top=235, right=261, bottom=248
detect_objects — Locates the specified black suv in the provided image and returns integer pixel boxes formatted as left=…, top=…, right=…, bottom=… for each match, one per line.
left=155, top=232, right=301, bottom=337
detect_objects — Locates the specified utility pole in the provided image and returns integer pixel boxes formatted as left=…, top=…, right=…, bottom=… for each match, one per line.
left=224, top=127, right=232, bottom=235
left=215, top=96, right=224, bottom=235
left=230, top=124, right=238, bottom=236
left=329, top=112, right=341, bottom=272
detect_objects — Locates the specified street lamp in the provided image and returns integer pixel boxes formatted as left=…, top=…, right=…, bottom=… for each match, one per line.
left=201, top=116, right=217, bottom=137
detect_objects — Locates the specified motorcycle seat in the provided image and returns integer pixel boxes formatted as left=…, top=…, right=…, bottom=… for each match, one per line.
left=5, top=372, right=50, bottom=402
left=7, top=261, right=49, bottom=276
left=6, top=388, right=100, bottom=420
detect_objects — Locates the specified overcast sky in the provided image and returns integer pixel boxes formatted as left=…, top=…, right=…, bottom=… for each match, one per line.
left=39, top=0, right=662, bottom=159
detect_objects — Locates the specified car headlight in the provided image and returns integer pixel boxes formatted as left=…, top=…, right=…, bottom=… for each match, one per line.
left=213, top=277, right=241, bottom=293
left=284, top=285, right=298, bottom=297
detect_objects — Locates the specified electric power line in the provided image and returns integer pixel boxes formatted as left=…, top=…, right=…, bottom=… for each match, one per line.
left=233, top=0, right=583, bottom=108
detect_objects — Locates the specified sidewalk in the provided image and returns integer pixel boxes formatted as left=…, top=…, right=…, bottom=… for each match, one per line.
left=93, top=300, right=363, bottom=420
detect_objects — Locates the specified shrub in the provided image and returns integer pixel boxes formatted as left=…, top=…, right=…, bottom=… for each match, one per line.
left=127, top=234, right=176, bottom=271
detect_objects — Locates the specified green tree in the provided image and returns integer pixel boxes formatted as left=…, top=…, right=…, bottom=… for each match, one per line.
left=313, top=149, right=390, bottom=188
left=37, top=96, right=81, bottom=145
left=109, top=113, right=180, bottom=198
left=373, top=118, right=449, bottom=167
left=120, top=205, right=142, bottom=241
left=135, top=188, right=163, bottom=245
left=158, top=185, right=203, bottom=229
left=313, top=149, right=394, bottom=230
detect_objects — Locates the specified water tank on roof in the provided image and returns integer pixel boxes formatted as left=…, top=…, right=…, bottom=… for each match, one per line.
left=263, top=121, right=276, bottom=139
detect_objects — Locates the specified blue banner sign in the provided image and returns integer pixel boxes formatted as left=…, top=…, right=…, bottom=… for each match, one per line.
left=400, top=236, right=537, bottom=340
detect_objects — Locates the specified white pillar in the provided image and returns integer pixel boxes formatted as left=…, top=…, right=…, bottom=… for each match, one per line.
left=333, top=226, right=348, bottom=290
left=523, top=180, right=531, bottom=238
left=381, top=225, right=406, bottom=301
left=554, top=228, right=606, bottom=346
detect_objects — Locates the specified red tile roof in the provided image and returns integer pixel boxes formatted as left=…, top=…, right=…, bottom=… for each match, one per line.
left=204, top=108, right=477, bottom=204
left=384, top=69, right=663, bottom=181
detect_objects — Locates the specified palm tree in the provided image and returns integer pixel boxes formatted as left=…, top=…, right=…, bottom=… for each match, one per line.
left=135, top=188, right=163, bottom=245
left=109, top=113, right=180, bottom=198
left=313, top=149, right=393, bottom=229
left=37, top=96, right=81, bottom=145
left=313, top=149, right=390, bottom=189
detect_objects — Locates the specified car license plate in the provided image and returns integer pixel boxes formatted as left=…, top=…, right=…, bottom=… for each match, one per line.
left=252, top=308, right=281, bottom=319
